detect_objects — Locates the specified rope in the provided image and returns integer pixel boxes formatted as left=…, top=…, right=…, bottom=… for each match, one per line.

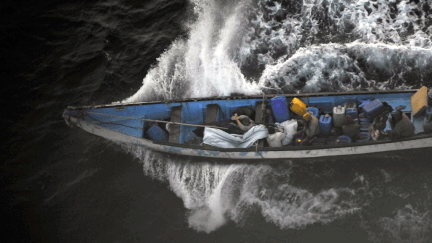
left=76, top=111, right=229, bottom=130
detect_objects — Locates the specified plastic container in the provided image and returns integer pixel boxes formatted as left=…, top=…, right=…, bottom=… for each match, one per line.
left=360, top=121, right=371, bottom=132
left=271, top=96, right=290, bottom=123
left=319, top=114, right=332, bottom=136
left=146, top=124, right=168, bottom=142
left=312, top=137, right=327, bottom=146
left=356, top=132, right=371, bottom=142
left=333, top=105, right=346, bottom=128
left=359, top=113, right=369, bottom=123
left=343, top=101, right=358, bottom=119
left=290, top=97, right=307, bottom=116
left=363, top=99, right=385, bottom=120
left=306, top=107, right=319, bottom=117
left=336, top=135, right=352, bottom=144
left=358, top=99, right=371, bottom=109
left=327, top=136, right=338, bottom=145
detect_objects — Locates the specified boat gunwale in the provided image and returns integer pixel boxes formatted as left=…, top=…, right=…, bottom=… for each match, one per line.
left=66, top=89, right=419, bottom=110
left=151, top=132, right=432, bottom=152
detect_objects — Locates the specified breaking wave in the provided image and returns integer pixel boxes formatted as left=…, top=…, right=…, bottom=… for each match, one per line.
left=124, top=0, right=432, bottom=103
left=126, top=146, right=360, bottom=233
left=120, top=0, right=432, bottom=234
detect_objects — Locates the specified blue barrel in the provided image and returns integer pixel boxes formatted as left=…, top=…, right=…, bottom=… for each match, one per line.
left=306, top=107, right=319, bottom=117
left=337, top=135, right=352, bottom=144
left=363, top=99, right=384, bottom=120
left=312, top=137, right=327, bottom=146
left=356, top=132, right=370, bottom=142
left=146, top=124, right=168, bottom=142
left=360, top=121, right=371, bottom=132
left=319, top=115, right=332, bottom=136
left=271, top=96, right=290, bottom=123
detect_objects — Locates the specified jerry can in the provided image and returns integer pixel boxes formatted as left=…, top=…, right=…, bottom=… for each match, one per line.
left=319, top=114, right=332, bottom=136
left=290, top=97, right=307, bottom=116
left=270, top=96, right=290, bottom=123
left=333, top=105, right=345, bottom=128
left=343, top=101, right=358, bottom=119
left=306, top=107, right=319, bottom=117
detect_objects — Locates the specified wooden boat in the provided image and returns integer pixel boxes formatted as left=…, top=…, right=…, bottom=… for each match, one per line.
left=62, top=88, right=432, bottom=160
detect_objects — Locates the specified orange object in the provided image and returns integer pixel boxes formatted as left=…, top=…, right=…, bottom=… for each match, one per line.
left=290, top=97, right=307, bottom=116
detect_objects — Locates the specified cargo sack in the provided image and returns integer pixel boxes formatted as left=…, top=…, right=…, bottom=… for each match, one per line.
left=279, top=119, right=298, bottom=145
left=290, top=97, right=307, bottom=116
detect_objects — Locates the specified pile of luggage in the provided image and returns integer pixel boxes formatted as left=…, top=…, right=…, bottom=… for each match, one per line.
left=260, top=95, right=418, bottom=147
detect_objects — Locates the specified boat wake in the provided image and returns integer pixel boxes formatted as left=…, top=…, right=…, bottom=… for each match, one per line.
left=125, top=145, right=361, bottom=233
left=120, top=0, right=432, bottom=235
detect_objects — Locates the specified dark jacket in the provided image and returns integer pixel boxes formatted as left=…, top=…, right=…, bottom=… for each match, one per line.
left=342, top=115, right=360, bottom=139
left=391, top=113, right=415, bottom=138
left=423, top=115, right=432, bottom=133
left=342, top=123, right=360, bottom=139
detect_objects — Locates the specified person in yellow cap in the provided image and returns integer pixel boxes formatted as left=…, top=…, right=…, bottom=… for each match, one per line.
left=295, top=112, right=320, bottom=145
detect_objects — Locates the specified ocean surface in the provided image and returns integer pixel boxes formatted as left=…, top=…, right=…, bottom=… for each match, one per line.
left=2, top=0, right=432, bottom=242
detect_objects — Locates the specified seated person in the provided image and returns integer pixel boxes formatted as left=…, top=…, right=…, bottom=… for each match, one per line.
left=342, top=115, right=360, bottom=139
left=368, top=114, right=389, bottom=140
left=231, top=113, right=255, bottom=132
left=266, top=125, right=286, bottom=147
left=423, top=115, right=432, bottom=133
left=295, top=112, right=320, bottom=145
left=388, top=109, right=415, bottom=139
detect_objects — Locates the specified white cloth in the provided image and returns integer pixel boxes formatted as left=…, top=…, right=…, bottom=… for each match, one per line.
left=203, top=125, right=269, bottom=148
left=267, top=132, right=286, bottom=147
left=279, top=119, right=298, bottom=145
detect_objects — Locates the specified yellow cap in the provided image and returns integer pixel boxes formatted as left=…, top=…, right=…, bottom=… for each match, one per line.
left=297, top=139, right=301, bottom=142
left=303, top=112, right=311, bottom=120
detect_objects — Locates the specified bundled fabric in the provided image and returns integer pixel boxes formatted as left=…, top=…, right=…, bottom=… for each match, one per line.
left=279, top=119, right=298, bottom=145
left=203, top=125, right=269, bottom=148
left=267, top=132, right=286, bottom=147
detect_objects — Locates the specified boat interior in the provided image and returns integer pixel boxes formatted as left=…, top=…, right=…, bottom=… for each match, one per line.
left=65, top=88, right=432, bottom=149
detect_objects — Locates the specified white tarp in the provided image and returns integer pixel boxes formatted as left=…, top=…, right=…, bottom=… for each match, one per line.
left=279, top=119, right=298, bottom=145
left=203, top=125, right=269, bottom=148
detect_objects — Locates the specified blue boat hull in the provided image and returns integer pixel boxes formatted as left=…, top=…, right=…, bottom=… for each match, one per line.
left=63, top=89, right=432, bottom=159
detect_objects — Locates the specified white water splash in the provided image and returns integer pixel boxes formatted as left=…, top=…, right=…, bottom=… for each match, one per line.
left=124, top=0, right=262, bottom=103
left=125, top=145, right=360, bottom=233
left=124, top=0, right=431, bottom=103
left=120, top=0, right=432, bottom=234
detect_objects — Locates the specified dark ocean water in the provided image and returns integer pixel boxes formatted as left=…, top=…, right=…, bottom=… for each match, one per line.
left=2, top=0, right=432, bottom=242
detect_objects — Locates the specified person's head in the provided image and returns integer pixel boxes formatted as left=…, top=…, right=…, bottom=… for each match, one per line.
left=240, top=117, right=251, bottom=126
left=392, top=110, right=403, bottom=123
left=344, top=115, right=354, bottom=125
